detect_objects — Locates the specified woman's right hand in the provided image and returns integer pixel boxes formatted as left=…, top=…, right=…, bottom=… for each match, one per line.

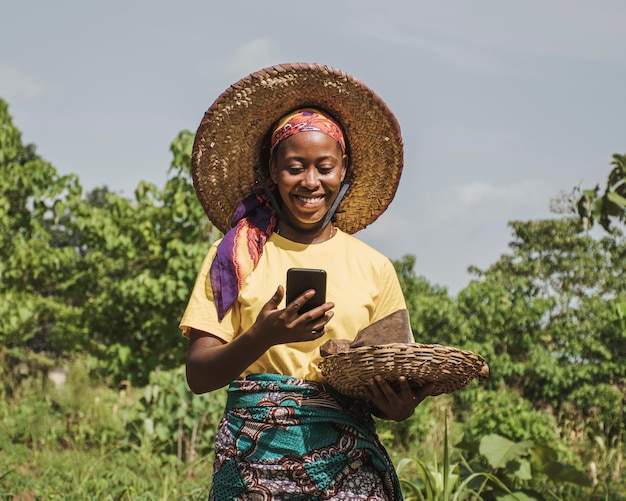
left=186, top=286, right=335, bottom=394
left=251, top=285, right=335, bottom=347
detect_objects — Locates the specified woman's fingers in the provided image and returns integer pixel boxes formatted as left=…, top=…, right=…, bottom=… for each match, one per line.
left=365, top=376, right=433, bottom=422
left=256, top=287, right=335, bottom=344
left=266, top=285, right=284, bottom=308
left=413, top=382, right=436, bottom=403
left=285, top=289, right=316, bottom=313
left=285, top=290, right=335, bottom=332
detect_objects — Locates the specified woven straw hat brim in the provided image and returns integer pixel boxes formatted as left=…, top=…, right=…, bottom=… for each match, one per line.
left=192, top=62, right=404, bottom=235
left=318, top=343, right=489, bottom=399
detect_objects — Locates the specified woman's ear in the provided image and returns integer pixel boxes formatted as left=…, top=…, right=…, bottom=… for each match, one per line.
left=340, top=155, right=348, bottom=182
left=269, top=157, right=278, bottom=183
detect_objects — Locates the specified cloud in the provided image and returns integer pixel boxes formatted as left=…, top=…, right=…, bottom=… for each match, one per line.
left=0, top=63, right=46, bottom=105
left=194, top=37, right=283, bottom=102
left=348, top=0, right=626, bottom=71
left=348, top=12, right=506, bottom=74
left=225, top=38, right=282, bottom=82
left=427, top=179, right=553, bottom=223
left=358, top=207, right=411, bottom=240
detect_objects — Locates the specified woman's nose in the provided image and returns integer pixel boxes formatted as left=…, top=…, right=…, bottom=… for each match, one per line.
left=302, top=167, right=320, bottom=189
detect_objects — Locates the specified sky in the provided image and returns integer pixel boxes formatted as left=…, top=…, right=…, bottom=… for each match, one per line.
left=2, top=0, right=625, bottom=295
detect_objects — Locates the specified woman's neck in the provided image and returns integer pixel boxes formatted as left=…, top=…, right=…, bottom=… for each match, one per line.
left=275, top=221, right=336, bottom=244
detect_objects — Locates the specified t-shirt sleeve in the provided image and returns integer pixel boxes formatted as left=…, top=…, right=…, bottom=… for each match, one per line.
left=179, top=243, right=239, bottom=342
left=372, top=257, right=408, bottom=323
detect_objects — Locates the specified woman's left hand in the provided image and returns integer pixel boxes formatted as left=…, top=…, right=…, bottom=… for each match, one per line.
left=365, top=376, right=434, bottom=422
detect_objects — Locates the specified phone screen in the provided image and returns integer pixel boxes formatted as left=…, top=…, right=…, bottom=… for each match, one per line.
left=286, top=268, right=327, bottom=314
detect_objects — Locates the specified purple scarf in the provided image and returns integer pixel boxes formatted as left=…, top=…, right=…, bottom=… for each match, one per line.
left=209, top=185, right=278, bottom=320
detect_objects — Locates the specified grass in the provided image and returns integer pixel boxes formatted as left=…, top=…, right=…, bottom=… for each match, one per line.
left=1, top=442, right=212, bottom=500
left=1, top=360, right=623, bottom=500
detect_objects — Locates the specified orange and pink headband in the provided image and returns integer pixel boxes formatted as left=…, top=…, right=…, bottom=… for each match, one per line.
left=270, top=108, right=346, bottom=155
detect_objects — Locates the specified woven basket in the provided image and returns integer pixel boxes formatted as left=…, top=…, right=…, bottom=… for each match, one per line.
left=319, top=343, right=489, bottom=399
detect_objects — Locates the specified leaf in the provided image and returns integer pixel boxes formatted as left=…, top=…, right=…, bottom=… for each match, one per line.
left=155, top=422, right=170, bottom=441
left=590, top=196, right=604, bottom=222
left=494, top=491, right=542, bottom=501
left=479, top=434, right=533, bottom=469
left=539, top=461, right=592, bottom=486
left=143, top=417, right=154, bottom=435
left=606, top=190, right=626, bottom=209
left=529, top=443, right=557, bottom=470
left=117, top=345, right=131, bottom=365
left=505, top=458, right=532, bottom=480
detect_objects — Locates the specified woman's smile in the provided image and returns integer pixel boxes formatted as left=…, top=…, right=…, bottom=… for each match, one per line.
left=294, top=194, right=325, bottom=206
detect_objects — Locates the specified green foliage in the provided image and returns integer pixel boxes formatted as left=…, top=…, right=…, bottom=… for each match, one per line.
left=120, top=365, right=227, bottom=468
left=394, top=216, right=625, bottom=498
left=577, top=153, right=626, bottom=231
left=458, top=219, right=625, bottom=424
left=455, top=387, right=562, bottom=453
left=0, top=99, right=218, bottom=384
left=73, top=131, right=216, bottom=382
left=475, top=434, right=591, bottom=499
left=0, top=99, right=87, bottom=358
left=396, top=419, right=589, bottom=501
left=0, top=442, right=211, bottom=500
left=0, top=362, right=225, bottom=499
left=393, top=255, right=471, bottom=347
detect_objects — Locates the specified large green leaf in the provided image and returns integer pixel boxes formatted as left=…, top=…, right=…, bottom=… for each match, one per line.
left=539, top=461, right=592, bottom=487
left=479, top=434, right=533, bottom=469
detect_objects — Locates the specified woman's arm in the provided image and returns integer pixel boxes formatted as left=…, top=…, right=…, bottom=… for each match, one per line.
left=186, top=285, right=335, bottom=394
left=186, top=327, right=270, bottom=394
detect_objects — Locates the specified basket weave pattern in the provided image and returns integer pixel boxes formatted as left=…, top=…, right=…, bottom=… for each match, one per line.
left=319, top=343, right=488, bottom=399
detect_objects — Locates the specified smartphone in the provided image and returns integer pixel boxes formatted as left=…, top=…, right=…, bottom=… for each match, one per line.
left=286, top=268, right=327, bottom=314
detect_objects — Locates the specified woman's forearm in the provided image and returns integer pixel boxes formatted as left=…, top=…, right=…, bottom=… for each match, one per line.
left=186, top=326, right=271, bottom=394
left=186, top=288, right=334, bottom=394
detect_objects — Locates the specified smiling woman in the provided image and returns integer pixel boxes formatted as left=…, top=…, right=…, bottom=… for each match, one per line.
left=270, top=114, right=348, bottom=242
left=179, top=63, right=422, bottom=500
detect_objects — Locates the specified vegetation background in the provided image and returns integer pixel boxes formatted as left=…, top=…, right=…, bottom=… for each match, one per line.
left=1, top=97, right=624, bottom=500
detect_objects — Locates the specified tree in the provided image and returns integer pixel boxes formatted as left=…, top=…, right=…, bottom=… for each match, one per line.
left=0, top=99, right=87, bottom=369
left=458, top=218, right=625, bottom=447
left=76, top=130, right=217, bottom=383
left=1, top=98, right=218, bottom=384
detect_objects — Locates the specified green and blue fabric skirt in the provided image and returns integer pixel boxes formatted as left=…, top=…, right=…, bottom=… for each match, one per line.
left=209, top=373, right=401, bottom=500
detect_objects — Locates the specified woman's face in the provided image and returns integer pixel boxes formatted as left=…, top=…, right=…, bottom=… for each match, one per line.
left=270, top=131, right=348, bottom=234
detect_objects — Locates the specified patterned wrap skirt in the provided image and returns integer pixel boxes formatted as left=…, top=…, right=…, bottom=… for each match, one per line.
left=209, top=373, right=402, bottom=501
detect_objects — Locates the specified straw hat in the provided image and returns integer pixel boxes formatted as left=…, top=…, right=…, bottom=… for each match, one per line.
left=319, top=343, right=490, bottom=399
left=191, top=62, right=404, bottom=235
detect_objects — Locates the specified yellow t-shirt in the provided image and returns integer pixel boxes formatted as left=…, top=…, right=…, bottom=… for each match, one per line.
left=180, top=229, right=407, bottom=381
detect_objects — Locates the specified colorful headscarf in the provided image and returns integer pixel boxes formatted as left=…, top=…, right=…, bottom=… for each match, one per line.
left=270, top=108, right=346, bottom=156
left=208, top=184, right=278, bottom=320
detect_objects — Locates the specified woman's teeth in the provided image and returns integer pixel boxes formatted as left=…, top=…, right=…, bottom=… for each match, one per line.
left=298, top=196, right=322, bottom=203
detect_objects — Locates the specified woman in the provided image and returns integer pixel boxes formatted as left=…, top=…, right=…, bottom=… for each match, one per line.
left=181, top=63, right=431, bottom=500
